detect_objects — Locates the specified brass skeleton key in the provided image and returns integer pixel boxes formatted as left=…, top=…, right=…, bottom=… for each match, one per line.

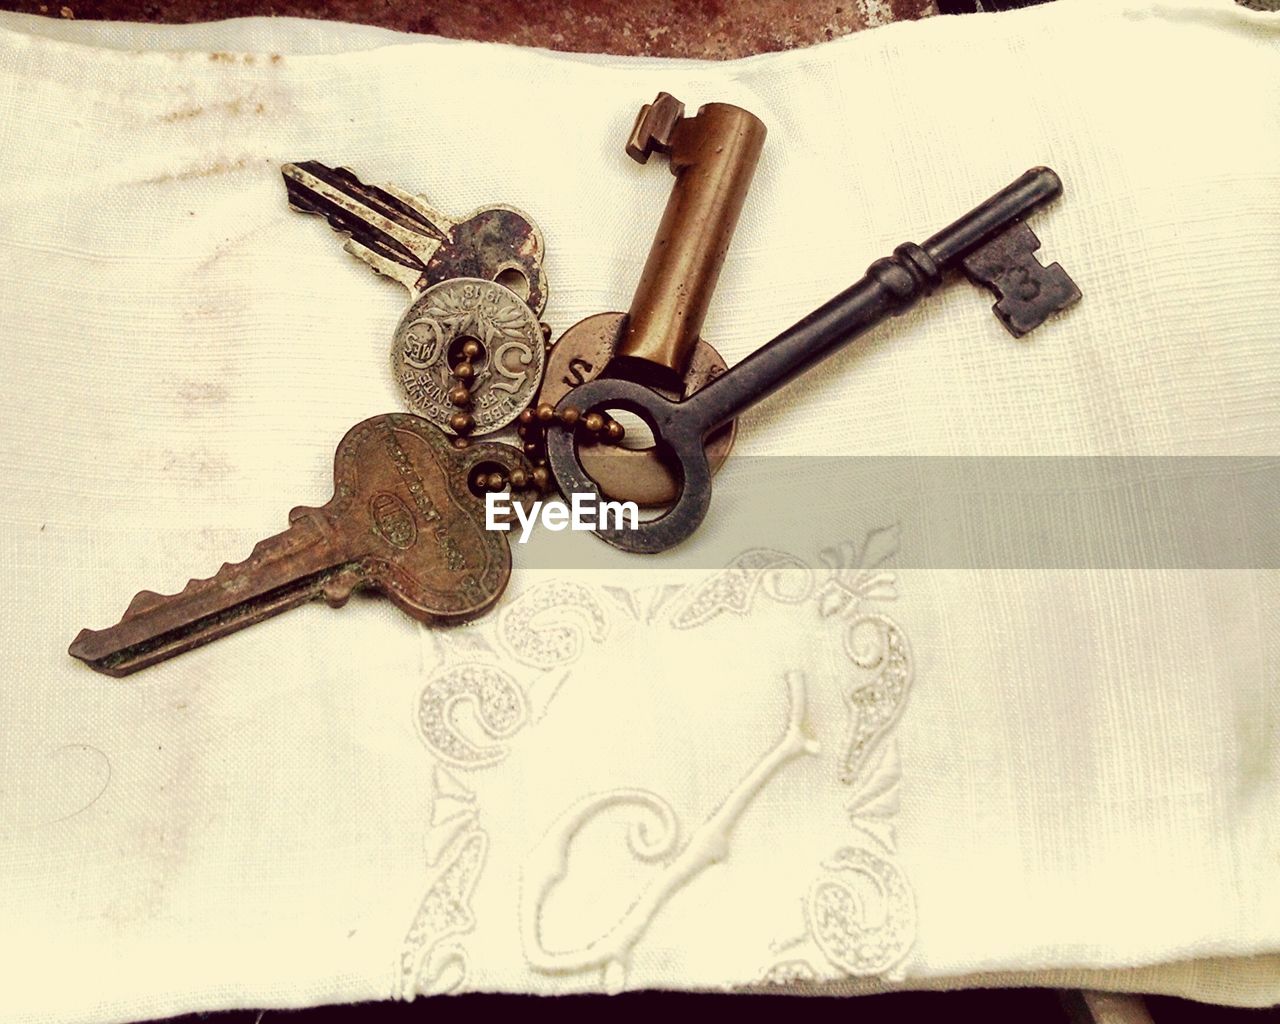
left=547, top=167, right=1082, bottom=553
left=68, top=415, right=525, bottom=677
left=534, top=93, right=766, bottom=506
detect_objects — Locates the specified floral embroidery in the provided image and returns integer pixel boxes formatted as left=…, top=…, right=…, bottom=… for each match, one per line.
left=668, top=549, right=812, bottom=629
left=604, top=583, right=684, bottom=625
left=401, top=582, right=618, bottom=995
left=761, top=959, right=818, bottom=984
left=816, top=524, right=900, bottom=616
left=498, top=581, right=609, bottom=669
left=839, top=615, right=911, bottom=786
left=845, top=743, right=902, bottom=853
left=423, top=765, right=478, bottom=866
left=522, top=672, right=820, bottom=992
left=808, top=847, right=915, bottom=976
left=760, top=526, right=919, bottom=985
left=415, top=663, right=528, bottom=769
left=399, top=829, right=488, bottom=999
left=402, top=527, right=918, bottom=993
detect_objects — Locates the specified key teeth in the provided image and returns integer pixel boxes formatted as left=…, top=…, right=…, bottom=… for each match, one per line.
left=320, top=572, right=358, bottom=608
left=961, top=222, right=1082, bottom=339
left=991, top=263, right=1082, bottom=338
left=627, top=92, right=685, bottom=164
left=111, top=532, right=289, bottom=627
left=280, top=159, right=443, bottom=275
left=123, top=589, right=165, bottom=618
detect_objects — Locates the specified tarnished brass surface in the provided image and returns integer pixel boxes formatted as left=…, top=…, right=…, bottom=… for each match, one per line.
left=69, top=415, right=523, bottom=676
left=613, top=94, right=767, bottom=390
left=535, top=92, right=765, bottom=505
left=540, top=312, right=735, bottom=506
left=548, top=168, right=1082, bottom=554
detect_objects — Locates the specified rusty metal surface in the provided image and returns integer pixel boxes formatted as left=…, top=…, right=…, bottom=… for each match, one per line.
left=282, top=161, right=548, bottom=314
left=539, top=312, right=735, bottom=506
left=547, top=167, right=1082, bottom=554
left=69, top=414, right=524, bottom=676
left=8, top=0, right=939, bottom=59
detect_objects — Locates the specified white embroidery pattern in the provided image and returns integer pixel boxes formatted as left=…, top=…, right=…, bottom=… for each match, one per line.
left=521, top=671, right=820, bottom=993
left=402, top=584, right=615, bottom=997
left=808, top=846, right=916, bottom=976
left=761, top=959, right=818, bottom=984
left=746, top=525, right=919, bottom=985
left=603, top=583, right=685, bottom=625
left=423, top=764, right=479, bottom=866
left=404, top=529, right=917, bottom=994
left=838, top=615, right=912, bottom=786
left=498, top=580, right=609, bottom=669
left=415, top=663, right=528, bottom=769
left=668, top=549, right=812, bottom=629
left=398, top=828, right=488, bottom=998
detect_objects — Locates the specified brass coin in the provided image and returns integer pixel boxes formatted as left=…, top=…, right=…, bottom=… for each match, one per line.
left=540, top=312, right=736, bottom=507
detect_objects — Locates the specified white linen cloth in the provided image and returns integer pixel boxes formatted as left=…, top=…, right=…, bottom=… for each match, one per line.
left=1, top=1, right=1278, bottom=1020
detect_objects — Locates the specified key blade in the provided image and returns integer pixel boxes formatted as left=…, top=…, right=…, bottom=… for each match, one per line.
left=68, top=515, right=355, bottom=677
left=282, top=160, right=449, bottom=293
left=961, top=221, right=1082, bottom=338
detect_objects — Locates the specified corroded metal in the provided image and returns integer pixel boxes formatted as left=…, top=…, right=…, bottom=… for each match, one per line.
left=547, top=167, right=1083, bottom=553
left=282, top=161, right=548, bottom=314
left=69, top=415, right=525, bottom=676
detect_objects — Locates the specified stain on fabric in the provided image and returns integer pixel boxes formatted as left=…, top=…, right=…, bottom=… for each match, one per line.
left=160, top=97, right=267, bottom=122
left=172, top=379, right=230, bottom=406
left=138, top=155, right=265, bottom=185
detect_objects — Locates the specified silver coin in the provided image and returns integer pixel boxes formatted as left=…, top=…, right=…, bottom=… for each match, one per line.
left=391, top=278, right=545, bottom=435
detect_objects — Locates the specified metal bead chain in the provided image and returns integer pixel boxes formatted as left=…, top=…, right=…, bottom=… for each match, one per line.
left=445, top=337, right=484, bottom=435
left=469, top=461, right=552, bottom=497
left=516, top=401, right=625, bottom=473
left=449, top=323, right=624, bottom=496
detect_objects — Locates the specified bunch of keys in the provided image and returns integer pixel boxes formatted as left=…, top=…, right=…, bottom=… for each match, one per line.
left=68, top=98, right=1081, bottom=676
left=281, top=161, right=551, bottom=436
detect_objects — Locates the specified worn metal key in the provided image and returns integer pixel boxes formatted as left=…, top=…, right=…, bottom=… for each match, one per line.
left=546, top=166, right=1082, bottom=553
left=282, top=161, right=548, bottom=313
left=68, top=415, right=525, bottom=676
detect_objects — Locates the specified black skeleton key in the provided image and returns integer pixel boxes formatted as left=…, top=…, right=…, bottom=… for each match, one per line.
left=545, top=167, right=1081, bottom=553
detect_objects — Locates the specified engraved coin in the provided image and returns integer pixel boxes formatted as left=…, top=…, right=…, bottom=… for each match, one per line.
left=392, top=278, right=545, bottom=435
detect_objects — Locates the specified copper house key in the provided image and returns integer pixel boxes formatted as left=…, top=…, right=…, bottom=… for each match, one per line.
left=69, top=415, right=529, bottom=677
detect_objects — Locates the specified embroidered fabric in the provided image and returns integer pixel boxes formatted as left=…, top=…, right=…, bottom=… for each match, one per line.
left=1, top=1, right=1277, bottom=1019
